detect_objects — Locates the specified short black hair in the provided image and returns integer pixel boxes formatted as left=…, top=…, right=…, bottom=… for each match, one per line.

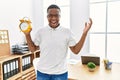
left=47, top=4, right=61, bottom=13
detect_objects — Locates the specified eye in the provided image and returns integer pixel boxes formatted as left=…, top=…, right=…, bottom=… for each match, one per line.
left=48, top=14, right=60, bottom=18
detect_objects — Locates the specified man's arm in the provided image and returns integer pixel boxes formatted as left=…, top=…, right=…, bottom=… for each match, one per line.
left=25, top=34, right=39, bottom=52
left=70, top=18, right=92, bottom=54
left=24, top=29, right=39, bottom=52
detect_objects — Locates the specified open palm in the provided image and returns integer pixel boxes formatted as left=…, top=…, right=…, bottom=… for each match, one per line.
left=83, top=18, right=92, bottom=34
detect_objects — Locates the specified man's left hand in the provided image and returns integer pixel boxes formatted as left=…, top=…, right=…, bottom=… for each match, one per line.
left=83, top=18, right=92, bottom=34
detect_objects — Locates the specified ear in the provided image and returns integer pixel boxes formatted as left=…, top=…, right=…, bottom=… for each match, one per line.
left=47, top=15, right=48, bottom=17
left=59, top=15, right=61, bottom=18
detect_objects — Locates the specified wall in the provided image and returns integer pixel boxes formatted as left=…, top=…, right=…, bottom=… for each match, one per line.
left=31, top=0, right=44, bottom=38
left=0, top=0, right=44, bottom=46
left=0, top=0, right=32, bottom=45
left=70, top=0, right=89, bottom=60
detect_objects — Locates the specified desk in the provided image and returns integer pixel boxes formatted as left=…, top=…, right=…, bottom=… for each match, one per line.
left=68, top=62, right=120, bottom=80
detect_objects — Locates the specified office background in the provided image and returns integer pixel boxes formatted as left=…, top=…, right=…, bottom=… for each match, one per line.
left=0, top=0, right=120, bottom=63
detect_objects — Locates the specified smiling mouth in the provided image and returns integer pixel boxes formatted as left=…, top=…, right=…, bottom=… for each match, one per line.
left=52, top=21, right=56, bottom=23
left=51, top=21, right=57, bottom=25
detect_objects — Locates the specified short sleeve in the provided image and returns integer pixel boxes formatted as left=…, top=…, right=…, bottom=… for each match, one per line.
left=33, top=30, right=41, bottom=46
left=68, top=30, right=76, bottom=47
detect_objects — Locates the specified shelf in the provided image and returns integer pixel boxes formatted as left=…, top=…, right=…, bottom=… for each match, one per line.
left=0, top=51, right=40, bottom=80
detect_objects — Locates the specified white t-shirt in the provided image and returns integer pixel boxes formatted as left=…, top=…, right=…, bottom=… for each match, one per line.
left=34, top=25, right=76, bottom=74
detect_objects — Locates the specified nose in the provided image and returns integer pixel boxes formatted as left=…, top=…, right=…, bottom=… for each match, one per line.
left=51, top=16, right=57, bottom=20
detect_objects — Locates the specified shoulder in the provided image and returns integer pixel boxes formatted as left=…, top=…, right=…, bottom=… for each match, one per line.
left=36, top=26, right=48, bottom=33
left=59, top=27, right=73, bottom=37
left=38, top=26, right=48, bottom=31
left=34, top=26, right=47, bottom=36
left=60, top=26, right=71, bottom=33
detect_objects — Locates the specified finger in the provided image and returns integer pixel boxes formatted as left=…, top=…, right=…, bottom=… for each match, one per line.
left=89, top=18, right=93, bottom=25
left=85, top=22, right=87, bottom=27
left=30, top=28, right=32, bottom=32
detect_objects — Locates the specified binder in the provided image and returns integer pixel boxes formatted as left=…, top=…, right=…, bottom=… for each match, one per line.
left=22, top=58, right=25, bottom=70
left=10, top=61, right=14, bottom=76
left=28, top=56, right=31, bottom=67
left=22, top=56, right=32, bottom=71
left=12, top=61, right=15, bottom=75
left=7, top=62, right=10, bottom=78
left=16, top=60, right=19, bottom=73
left=2, top=58, right=20, bottom=80
left=3, top=63, right=7, bottom=79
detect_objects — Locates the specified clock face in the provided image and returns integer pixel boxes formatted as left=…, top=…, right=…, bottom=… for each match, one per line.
left=20, top=22, right=29, bottom=30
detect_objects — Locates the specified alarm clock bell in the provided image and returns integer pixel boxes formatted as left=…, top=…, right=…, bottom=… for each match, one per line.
left=19, top=17, right=32, bottom=33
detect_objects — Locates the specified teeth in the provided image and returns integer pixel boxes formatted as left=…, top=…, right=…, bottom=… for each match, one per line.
left=51, top=21, right=56, bottom=24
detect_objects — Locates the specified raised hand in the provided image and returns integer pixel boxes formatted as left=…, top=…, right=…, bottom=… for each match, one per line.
left=23, top=28, right=32, bottom=36
left=83, top=18, right=92, bottom=34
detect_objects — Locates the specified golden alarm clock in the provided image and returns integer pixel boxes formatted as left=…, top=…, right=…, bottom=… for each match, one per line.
left=19, top=17, right=32, bottom=32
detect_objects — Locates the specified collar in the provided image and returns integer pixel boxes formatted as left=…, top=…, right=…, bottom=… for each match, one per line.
left=47, top=24, right=61, bottom=31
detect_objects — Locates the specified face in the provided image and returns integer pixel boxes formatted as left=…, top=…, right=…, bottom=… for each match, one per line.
left=47, top=8, right=60, bottom=28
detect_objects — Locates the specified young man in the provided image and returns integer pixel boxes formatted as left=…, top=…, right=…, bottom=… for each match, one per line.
left=24, top=4, right=92, bottom=80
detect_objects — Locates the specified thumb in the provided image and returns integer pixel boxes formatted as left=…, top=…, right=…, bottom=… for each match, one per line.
left=85, top=22, right=87, bottom=27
